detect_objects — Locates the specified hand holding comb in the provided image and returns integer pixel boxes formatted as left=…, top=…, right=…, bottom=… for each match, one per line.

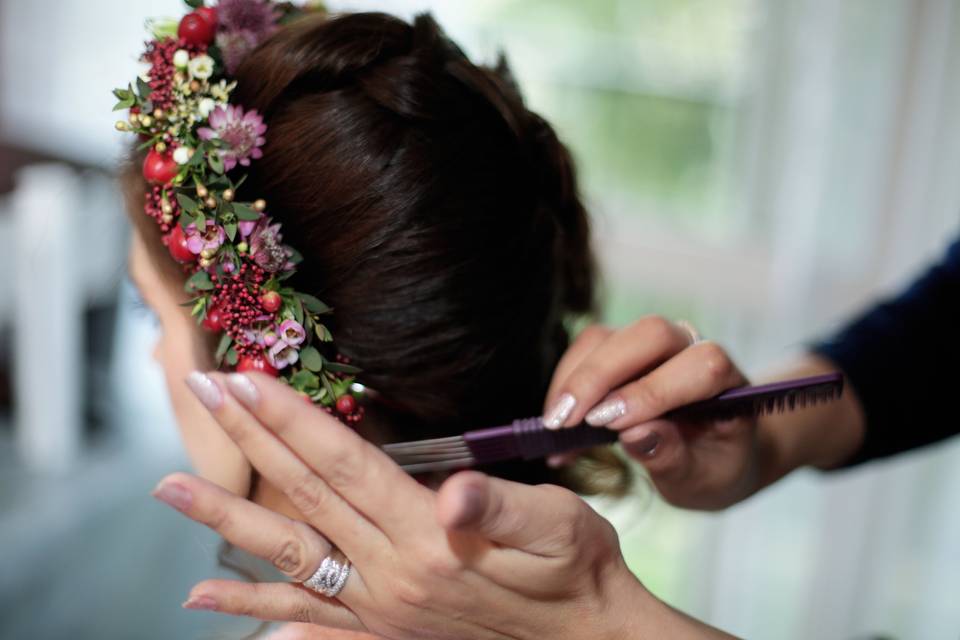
left=382, top=372, right=843, bottom=474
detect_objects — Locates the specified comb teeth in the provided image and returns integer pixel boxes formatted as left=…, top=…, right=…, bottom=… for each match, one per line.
left=382, top=373, right=845, bottom=474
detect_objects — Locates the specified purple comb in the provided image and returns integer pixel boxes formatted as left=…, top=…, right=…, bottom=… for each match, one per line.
left=382, top=372, right=843, bottom=474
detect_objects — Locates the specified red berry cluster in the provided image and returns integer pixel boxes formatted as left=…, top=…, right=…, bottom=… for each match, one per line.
left=209, top=261, right=268, bottom=357
left=144, top=185, right=180, bottom=233
left=141, top=38, right=202, bottom=113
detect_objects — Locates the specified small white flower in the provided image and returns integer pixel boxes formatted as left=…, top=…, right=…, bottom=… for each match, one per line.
left=173, top=146, right=193, bottom=165
left=198, top=98, right=216, bottom=119
left=172, top=49, right=190, bottom=69
left=188, top=54, right=214, bottom=80
left=210, top=79, right=237, bottom=103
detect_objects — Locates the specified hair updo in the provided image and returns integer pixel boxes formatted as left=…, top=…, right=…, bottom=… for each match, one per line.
left=125, top=11, right=629, bottom=495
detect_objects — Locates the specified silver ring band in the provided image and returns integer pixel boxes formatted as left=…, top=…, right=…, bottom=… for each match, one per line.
left=676, top=319, right=703, bottom=345
left=303, top=555, right=351, bottom=598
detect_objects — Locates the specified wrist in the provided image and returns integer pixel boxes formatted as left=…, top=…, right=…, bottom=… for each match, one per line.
left=593, top=564, right=670, bottom=640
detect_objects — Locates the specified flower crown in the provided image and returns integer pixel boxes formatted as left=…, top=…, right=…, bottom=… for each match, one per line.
left=113, top=0, right=363, bottom=424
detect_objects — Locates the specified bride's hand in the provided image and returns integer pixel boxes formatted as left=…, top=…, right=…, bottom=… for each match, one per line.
left=543, top=317, right=764, bottom=511
left=154, top=371, right=702, bottom=639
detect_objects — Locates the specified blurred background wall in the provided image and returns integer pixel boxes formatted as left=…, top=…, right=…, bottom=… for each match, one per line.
left=1, top=0, right=959, bottom=638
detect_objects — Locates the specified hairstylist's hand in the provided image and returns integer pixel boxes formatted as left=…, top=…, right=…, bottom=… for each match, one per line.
left=156, top=371, right=732, bottom=639
left=543, top=317, right=764, bottom=511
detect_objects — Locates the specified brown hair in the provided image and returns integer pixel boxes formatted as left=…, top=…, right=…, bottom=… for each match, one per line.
left=123, top=11, right=629, bottom=495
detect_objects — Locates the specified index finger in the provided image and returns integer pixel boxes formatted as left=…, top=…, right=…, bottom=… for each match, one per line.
left=223, top=372, right=433, bottom=536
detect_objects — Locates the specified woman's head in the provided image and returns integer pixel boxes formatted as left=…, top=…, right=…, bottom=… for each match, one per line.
left=125, top=11, right=625, bottom=497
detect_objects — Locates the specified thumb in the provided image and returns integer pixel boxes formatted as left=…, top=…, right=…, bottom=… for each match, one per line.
left=436, top=470, right=584, bottom=554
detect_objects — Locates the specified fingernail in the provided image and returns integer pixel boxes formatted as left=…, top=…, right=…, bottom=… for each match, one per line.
left=185, top=371, right=222, bottom=410
left=457, top=484, right=486, bottom=527
left=621, top=427, right=660, bottom=457
left=585, top=398, right=626, bottom=426
left=543, top=393, right=576, bottom=429
left=226, top=373, right=259, bottom=407
left=152, top=481, right=192, bottom=512
left=546, top=455, right=566, bottom=468
left=183, top=595, right=218, bottom=611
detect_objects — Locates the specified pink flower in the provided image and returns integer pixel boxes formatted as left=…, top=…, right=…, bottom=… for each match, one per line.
left=238, top=218, right=260, bottom=238
left=216, top=30, right=260, bottom=75
left=185, top=220, right=226, bottom=255
left=267, top=341, right=299, bottom=370
left=263, top=330, right=279, bottom=347
left=197, top=104, right=267, bottom=171
left=218, top=0, right=279, bottom=36
left=278, top=320, right=306, bottom=346
left=248, top=217, right=294, bottom=273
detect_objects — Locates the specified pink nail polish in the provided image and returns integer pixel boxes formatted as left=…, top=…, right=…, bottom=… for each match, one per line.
left=152, top=481, right=192, bottom=511
left=183, top=595, right=218, bottom=611
left=226, top=373, right=260, bottom=407
left=585, top=398, right=626, bottom=426
left=543, top=393, right=576, bottom=429
left=185, top=371, right=222, bottom=410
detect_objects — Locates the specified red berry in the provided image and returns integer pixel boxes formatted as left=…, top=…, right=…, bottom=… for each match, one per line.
left=237, top=355, right=279, bottom=377
left=143, top=149, right=178, bottom=184
left=336, top=394, right=357, bottom=415
left=178, top=11, right=216, bottom=47
left=202, top=305, right=223, bottom=332
left=260, top=291, right=282, bottom=313
left=166, top=225, right=196, bottom=263
left=195, top=6, right=218, bottom=29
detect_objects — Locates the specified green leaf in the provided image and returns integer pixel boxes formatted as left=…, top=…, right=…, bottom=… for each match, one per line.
left=320, top=372, right=337, bottom=399
left=137, top=136, right=160, bottom=151
left=291, top=298, right=304, bottom=325
left=137, top=76, right=152, bottom=101
left=288, top=247, right=303, bottom=266
left=188, top=147, right=206, bottom=167
left=214, top=333, right=232, bottom=366
left=225, top=347, right=239, bottom=367
left=185, top=0, right=203, bottom=8
left=207, top=152, right=224, bottom=174
left=176, top=193, right=200, bottom=213
left=300, top=346, right=323, bottom=372
left=233, top=203, right=260, bottom=221
left=185, top=270, right=214, bottom=293
left=315, top=323, right=333, bottom=342
left=291, top=369, right=320, bottom=391
left=112, top=88, right=133, bottom=101
left=146, top=17, right=178, bottom=39
left=324, top=360, right=361, bottom=375
left=113, top=96, right=136, bottom=111
left=224, top=221, right=237, bottom=242
left=189, top=297, right=206, bottom=318
left=296, top=293, right=331, bottom=314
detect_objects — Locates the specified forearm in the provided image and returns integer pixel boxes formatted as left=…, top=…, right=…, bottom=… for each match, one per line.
left=755, top=353, right=866, bottom=489
left=604, top=569, right=740, bottom=640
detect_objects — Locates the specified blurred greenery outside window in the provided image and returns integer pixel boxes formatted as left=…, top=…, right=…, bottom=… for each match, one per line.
left=467, top=0, right=758, bottom=324
left=463, top=0, right=760, bottom=611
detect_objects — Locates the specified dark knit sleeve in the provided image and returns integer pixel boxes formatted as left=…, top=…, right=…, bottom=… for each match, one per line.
left=811, top=236, right=960, bottom=467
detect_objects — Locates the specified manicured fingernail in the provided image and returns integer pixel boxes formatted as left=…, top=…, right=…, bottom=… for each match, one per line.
left=585, top=398, right=626, bottom=426
left=457, top=484, right=486, bottom=527
left=543, top=393, right=576, bottom=429
left=226, top=373, right=259, bottom=407
left=183, top=595, right=218, bottom=611
left=185, top=371, right=222, bottom=410
left=152, top=481, right=192, bottom=512
left=621, top=427, right=660, bottom=457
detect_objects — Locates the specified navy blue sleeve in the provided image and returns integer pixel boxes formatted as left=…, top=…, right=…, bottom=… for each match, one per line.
left=811, top=235, right=960, bottom=467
